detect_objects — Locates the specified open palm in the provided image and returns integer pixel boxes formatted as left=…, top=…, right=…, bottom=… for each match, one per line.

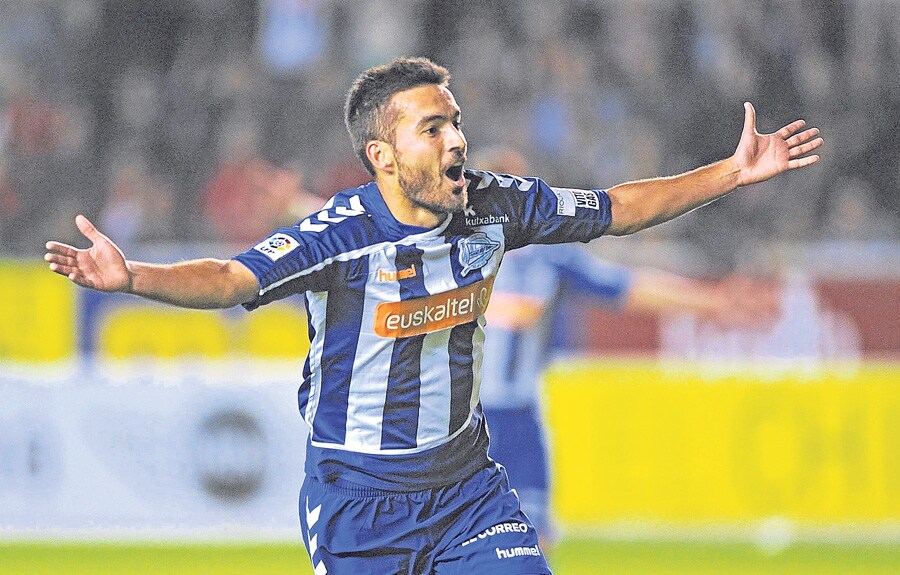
left=45, top=215, right=131, bottom=292
left=733, top=102, right=823, bottom=187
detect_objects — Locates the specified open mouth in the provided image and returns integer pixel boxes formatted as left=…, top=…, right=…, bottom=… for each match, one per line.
left=445, top=164, right=464, bottom=183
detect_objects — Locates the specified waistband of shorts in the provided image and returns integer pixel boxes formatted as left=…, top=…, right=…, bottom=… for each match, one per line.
left=311, top=463, right=497, bottom=498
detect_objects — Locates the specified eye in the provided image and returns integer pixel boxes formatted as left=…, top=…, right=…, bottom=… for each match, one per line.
left=425, top=125, right=439, bottom=136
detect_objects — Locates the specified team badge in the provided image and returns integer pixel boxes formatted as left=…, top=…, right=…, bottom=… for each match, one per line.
left=253, top=233, right=299, bottom=261
left=458, top=232, right=500, bottom=276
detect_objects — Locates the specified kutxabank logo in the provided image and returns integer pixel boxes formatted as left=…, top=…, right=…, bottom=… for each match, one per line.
left=458, top=232, right=500, bottom=276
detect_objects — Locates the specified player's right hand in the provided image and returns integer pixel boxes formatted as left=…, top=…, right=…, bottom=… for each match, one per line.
left=45, top=215, right=131, bottom=292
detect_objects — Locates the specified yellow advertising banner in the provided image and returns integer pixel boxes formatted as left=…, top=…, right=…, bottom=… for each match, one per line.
left=0, top=261, right=76, bottom=361
left=97, top=303, right=309, bottom=359
left=0, top=260, right=309, bottom=362
left=546, top=359, right=900, bottom=525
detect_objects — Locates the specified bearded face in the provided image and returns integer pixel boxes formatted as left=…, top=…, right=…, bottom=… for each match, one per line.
left=386, top=84, right=469, bottom=219
left=396, top=146, right=468, bottom=215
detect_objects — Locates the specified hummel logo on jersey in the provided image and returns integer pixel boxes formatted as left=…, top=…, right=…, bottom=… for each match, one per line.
left=496, top=545, right=541, bottom=559
left=458, top=232, right=500, bottom=276
left=253, top=233, right=299, bottom=261
left=305, top=497, right=322, bottom=528
left=472, top=170, right=534, bottom=192
left=377, top=264, right=417, bottom=282
left=299, top=194, right=365, bottom=233
left=304, top=497, right=327, bottom=575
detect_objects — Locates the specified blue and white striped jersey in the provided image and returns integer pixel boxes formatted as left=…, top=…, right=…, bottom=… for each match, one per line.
left=479, top=243, right=632, bottom=410
left=233, top=169, right=612, bottom=490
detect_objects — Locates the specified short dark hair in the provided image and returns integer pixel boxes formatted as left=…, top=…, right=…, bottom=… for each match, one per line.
left=344, top=57, right=451, bottom=175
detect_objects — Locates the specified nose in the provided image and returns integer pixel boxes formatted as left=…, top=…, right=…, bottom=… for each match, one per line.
left=446, top=124, right=467, bottom=154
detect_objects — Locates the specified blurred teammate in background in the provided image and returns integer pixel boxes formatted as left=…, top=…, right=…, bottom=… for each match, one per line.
left=475, top=147, right=779, bottom=548
left=45, top=57, right=821, bottom=574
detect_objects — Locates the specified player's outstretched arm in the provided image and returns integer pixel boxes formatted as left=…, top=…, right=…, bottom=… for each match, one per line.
left=626, top=269, right=779, bottom=328
left=45, top=215, right=259, bottom=309
left=605, top=102, right=823, bottom=236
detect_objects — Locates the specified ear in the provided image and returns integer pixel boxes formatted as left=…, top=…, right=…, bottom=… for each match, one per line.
left=366, top=140, right=396, bottom=174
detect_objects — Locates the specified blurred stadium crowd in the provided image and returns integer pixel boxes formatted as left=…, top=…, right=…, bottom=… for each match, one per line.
left=0, top=0, right=897, bottom=265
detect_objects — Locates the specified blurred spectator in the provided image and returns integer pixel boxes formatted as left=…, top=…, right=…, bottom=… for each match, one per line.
left=824, top=177, right=899, bottom=242
left=202, top=150, right=322, bottom=246
left=7, top=96, right=69, bottom=157
left=0, top=0, right=896, bottom=259
left=99, top=155, right=175, bottom=247
left=260, top=0, right=326, bottom=76
left=0, top=160, right=17, bottom=247
left=313, top=153, right=372, bottom=200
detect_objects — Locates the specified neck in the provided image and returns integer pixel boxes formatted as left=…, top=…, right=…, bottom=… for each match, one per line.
left=375, top=176, right=444, bottom=229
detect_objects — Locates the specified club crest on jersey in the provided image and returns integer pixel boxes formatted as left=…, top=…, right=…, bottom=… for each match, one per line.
left=458, top=232, right=500, bottom=276
left=253, top=233, right=298, bottom=261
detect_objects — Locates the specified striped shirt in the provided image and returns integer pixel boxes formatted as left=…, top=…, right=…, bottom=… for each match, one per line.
left=234, top=169, right=611, bottom=489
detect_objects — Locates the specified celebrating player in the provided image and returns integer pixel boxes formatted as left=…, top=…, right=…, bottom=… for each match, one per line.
left=45, top=57, right=822, bottom=574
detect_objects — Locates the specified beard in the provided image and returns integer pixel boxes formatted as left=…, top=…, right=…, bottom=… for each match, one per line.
left=396, top=153, right=467, bottom=215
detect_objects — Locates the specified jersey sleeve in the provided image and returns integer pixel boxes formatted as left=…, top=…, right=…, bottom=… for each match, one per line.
left=232, top=225, right=333, bottom=311
left=466, top=170, right=612, bottom=250
left=546, top=244, right=633, bottom=308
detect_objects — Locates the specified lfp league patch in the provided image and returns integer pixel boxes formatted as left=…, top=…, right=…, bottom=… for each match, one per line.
left=253, top=233, right=299, bottom=261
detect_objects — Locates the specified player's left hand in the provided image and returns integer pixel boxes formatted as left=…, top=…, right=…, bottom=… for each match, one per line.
left=732, top=102, right=823, bottom=187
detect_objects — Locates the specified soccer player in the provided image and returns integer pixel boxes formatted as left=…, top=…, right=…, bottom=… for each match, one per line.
left=45, top=58, right=822, bottom=574
left=476, top=144, right=781, bottom=550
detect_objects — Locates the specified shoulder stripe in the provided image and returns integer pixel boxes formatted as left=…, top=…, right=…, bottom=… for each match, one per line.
left=258, top=214, right=455, bottom=297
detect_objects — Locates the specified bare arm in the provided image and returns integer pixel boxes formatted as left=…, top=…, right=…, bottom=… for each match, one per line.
left=45, top=215, right=259, bottom=309
left=605, top=102, right=823, bottom=235
left=123, top=259, right=259, bottom=309
left=625, top=269, right=779, bottom=328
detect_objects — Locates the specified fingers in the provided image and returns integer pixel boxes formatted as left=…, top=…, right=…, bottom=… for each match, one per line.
left=785, top=125, right=823, bottom=165
left=787, top=154, right=820, bottom=170
left=47, top=260, right=92, bottom=287
left=45, top=241, right=80, bottom=279
left=45, top=250, right=82, bottom=279
left=44, top=251, right=77, bottom=267
left=45, top=240, right=78, bottom=257
left=75, top=214, right=101, bottom=242
left=776, top=119, right=806, bottom=139
left=47, top=261, right=77, bottom=277
left=742, top=102, right=756, bottom=135
left=45, top=242, right=87, bottom=282
left=785, top=127, right=819, bottom=148
left=789, top=137, right=824, bottom=158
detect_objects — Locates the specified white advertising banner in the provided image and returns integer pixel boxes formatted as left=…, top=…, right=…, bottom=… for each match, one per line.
left=0, top=362, right=308, bottom=538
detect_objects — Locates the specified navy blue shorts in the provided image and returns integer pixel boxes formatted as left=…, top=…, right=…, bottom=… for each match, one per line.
left=299, top=464, right=552, bottom=575
left=483, top=405, right=552, bottom=537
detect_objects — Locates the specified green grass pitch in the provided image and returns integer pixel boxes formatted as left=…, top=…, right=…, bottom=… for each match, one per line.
left=1, top=537, right=897, bottom=574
